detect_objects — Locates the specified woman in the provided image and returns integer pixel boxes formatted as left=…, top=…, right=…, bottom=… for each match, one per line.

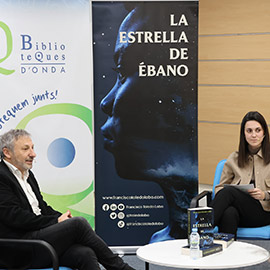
left=210, top=111, right=270, bottom=238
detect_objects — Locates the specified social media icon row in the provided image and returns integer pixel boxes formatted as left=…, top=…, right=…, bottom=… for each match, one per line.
left=110, top=212, right=125, bottom=220
left=102, top=203, right=125, bottom=212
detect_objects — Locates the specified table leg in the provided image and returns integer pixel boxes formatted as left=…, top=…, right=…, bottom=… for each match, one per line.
left=145, top=262, right=149, bottom=270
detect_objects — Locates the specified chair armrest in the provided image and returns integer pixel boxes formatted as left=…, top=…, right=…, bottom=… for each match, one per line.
left=190, top=190, right=212, bottom=208
left=0, top=238, right=59, bottom=270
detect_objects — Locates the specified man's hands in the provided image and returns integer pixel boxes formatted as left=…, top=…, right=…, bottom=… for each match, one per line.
left=58, top=210, right=73, bottom=223
left=248, top=188, right=265, bottom=200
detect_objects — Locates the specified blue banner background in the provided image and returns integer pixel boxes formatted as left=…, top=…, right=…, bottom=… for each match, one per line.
left=93, top=1, right=198, bottom=246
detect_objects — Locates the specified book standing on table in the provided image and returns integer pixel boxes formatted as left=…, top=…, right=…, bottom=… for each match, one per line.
left=182, top=206, right=223, bottom=258
left=187, top=206, right=214, bottom=247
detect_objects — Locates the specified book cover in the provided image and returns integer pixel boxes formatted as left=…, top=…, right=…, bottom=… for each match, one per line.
left=181, top=243, right=223, bottom=257
left=187, top=206, right=214, bottom=247
left=224, top=184, right=254, bottom=193
left=213, top=232, right=234, bottom=248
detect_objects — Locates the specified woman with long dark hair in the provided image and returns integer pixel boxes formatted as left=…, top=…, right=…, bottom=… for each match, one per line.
left=211, top=111, right=270, bottom=238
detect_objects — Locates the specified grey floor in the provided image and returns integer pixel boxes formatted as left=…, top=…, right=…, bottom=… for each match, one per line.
left=118, top=239, right=270, bottom=270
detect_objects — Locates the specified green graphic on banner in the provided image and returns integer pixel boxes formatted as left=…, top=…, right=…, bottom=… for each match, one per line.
left=42, top=182, right=95, bottom=227
left=16, top=103, right=92, bottom=133
left=0, top=21, right=15, bottom=75
left=16, top=103, right=94, bottom=227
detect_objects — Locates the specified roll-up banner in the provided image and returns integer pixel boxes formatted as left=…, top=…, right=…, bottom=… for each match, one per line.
left=0, top=1, right=94, bottom=226
left=93, top=1, right=198, bottom=250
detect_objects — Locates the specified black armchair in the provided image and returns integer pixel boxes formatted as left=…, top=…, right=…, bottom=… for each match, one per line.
left=0, top=238, right=72, bottom=270
left=190, top=190, right=212, bottom=208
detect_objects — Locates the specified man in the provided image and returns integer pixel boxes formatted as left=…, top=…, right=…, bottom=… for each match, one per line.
left=0, top=129, right=135, bottom=270
left=98, top=3, right=198, bottom=241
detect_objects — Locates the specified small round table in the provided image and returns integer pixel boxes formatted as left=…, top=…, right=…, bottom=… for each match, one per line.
left=136, top=239, right=269, bottom=270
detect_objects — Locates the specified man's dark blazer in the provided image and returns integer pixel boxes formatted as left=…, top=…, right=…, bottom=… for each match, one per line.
left=0, top=160, right=61, bottom=268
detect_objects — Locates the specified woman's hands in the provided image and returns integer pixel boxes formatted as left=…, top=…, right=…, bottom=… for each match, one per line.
left=248, top=188, right=265, bottom=200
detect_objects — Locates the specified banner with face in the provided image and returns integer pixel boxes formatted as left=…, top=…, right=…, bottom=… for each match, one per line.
left=93, top=1, right=198, bottom=246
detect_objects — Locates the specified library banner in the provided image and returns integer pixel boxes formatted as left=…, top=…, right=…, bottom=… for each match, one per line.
left=93, top=1, right=199, bottom=247
left=0, top=1, right=94, bottom=226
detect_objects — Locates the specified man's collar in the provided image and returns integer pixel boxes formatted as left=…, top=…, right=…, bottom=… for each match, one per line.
left=3, top=159, right=29, bottom=180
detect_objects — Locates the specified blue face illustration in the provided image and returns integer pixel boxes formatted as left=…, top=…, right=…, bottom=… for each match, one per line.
left=100, top=6, right=197, bottom=181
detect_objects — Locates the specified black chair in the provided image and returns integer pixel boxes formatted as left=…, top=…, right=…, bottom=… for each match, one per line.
left=190, top=159, right=270, bottom=239
left=0, top=238, right=72, bottom=270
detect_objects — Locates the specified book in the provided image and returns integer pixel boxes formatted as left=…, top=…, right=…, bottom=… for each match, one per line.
left=224, top=184, right=254, bottom=193
left=187, top=206, right=214, bottom=247
left=213, top=232, right=234, bottom=248
left=181, top=243, right=223, bottom=257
